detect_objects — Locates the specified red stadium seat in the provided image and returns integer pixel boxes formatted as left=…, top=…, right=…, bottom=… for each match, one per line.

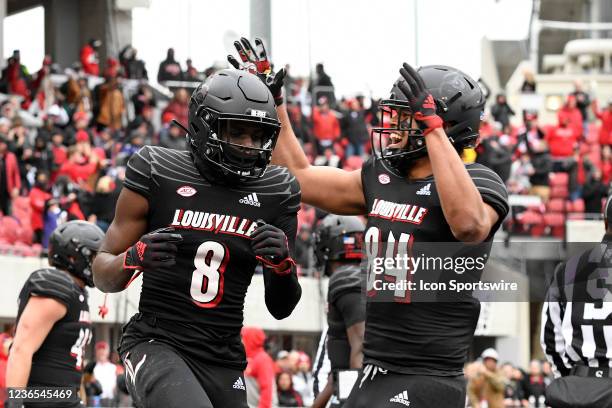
left=546, top=198, right=565, bottom=213
left=549, top=172, right=569, bottom=187
left=550, top=185, right=569, bottom=199
left=0, top=216, right=20, bottom=244
left=569, top=198, right=585, bottom=213
left=544, top=213, right=565, bottom=227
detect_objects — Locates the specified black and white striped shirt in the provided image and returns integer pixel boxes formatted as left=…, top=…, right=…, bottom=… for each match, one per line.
left=541, top=234, right=612, bottom=377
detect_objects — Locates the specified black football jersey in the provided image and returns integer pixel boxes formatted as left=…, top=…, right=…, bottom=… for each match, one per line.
left=361, top=158, right=509, bottom=376
left=120, top=146, right=300, bottom=369
left=16, top=268, right=92, bottom=387
left=327, top=264, right=365, bottom=370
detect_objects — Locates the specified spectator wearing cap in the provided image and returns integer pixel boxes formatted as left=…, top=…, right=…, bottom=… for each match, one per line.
left=81, top=39, right=102, bottom=76
left=490, top=94, right=515, bottom=129
left=467, top=348, right=505, bottom=408
left=159, top=120, right=187, bottom=150
left=276, top=350, right=291, bottom=373
left=29, top=170, right=52, bottom=243
left=242, top=327, right=277, bottom=408
left=312, top=97, right=340, bottom=154
left=0, top=135, right=21, bottom=215
left=92, top=341, right=118, bottom=407
left=592, top=98, right=612, bottom=147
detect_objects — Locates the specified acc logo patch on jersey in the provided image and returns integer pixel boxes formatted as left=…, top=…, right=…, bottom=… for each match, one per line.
left=378, top=174, right=391, bottom=185
left=177, top=185, right=197, bottom=197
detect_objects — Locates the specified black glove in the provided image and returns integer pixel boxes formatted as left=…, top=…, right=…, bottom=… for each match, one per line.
left=227, top=37, right=286, bottom=106
left=397, top=62, right=444, bottom=135
left=251, top=219, right=295, bottom=274
left=123, top=227, right=183, bottom=271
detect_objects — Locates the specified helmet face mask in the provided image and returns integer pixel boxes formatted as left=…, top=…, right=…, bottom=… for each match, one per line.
left=314, top=215, right=366, bottom=276
left=187, top=70, right=281, bottom=184
left=372, top=65, right=485, bottom=177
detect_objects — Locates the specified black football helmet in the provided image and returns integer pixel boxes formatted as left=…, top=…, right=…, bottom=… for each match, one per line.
left=314, top=215, right=365, bottom=276
left=48, top=220, right=105, bottom=287
left=186, top=69, right=281, bottom=183
left=372, top=65, right=485, bottom=176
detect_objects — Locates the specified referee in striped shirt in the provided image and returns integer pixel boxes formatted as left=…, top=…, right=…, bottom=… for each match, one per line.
left=541, top=195, right=612, bottom=407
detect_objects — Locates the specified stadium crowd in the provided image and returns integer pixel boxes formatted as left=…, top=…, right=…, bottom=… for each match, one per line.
left=0, top=39, right=611, bottom=408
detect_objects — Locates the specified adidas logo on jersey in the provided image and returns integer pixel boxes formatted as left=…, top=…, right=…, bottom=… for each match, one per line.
left=416, top=183, right=431, bottom=196
left=389, top=390, right=411, bottom=406
left=239, top=193, right=261, bottom=207
left=233, top=377, right=246, bottom=390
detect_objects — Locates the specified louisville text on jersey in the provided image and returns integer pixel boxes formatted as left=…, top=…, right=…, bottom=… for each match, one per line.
left=171, top=209, right=258, bottom=238
left=368, top=198, right=428, bottom=224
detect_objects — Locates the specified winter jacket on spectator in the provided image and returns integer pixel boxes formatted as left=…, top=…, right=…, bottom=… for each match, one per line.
left=546, top=124, right=577, bottom=158
left=157, top=48, right=183, bottom=83
left=312, top=107, right=340, bottom=142
left=29, top=183, right=52, bottom=232
left=582, top=172, right=608, bottom=213
left=0, top=149, right=21, bottom=195
left=80, top=44, right=100, bottom=76
left=341, top=107, right=369, bottom=146
left=592, top=100, right=612, bottom=146
left=58, top=151, right=98, bottom=184
left=475, top=137, right=512, bottom=182
left=96, top=78, right=125, bottom=130
left=243, top=327, right=277, bottom=408
left=571, top=90, right=591, bottom=122
left=276, top=372, right=303, bottom=408
left=162, top=89, right=189, bottom=127
left=490, top=95, right=515, bottom=128
left=557, top=98, right=583, bottom=139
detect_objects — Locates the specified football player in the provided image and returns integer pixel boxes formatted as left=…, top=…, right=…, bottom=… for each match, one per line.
left=92, top=69, right=302, bottom=408
left=311, top=215, right=366, bottom=408
left=230, top=39, right=509, bottom=407
left=6, top=220, right=105, bottom=408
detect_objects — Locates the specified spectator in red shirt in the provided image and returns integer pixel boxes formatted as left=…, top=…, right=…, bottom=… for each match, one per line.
left=0, top=136, right=21, bottom=215
left=592, top=98, right=612, bottom=146
left=546, top=117, right=577, bottom=159
left=80, top=39, right=102, bottom=76
left=58, top=141, right=100, bottom=186
left=50, top=131, right=67, bottom=181
left=312, top=97, right=340, bottom=154
left=29, top=170, right=52, bottom=243
left=601, top=145, right=612, bottom=185
left=242, top=327, right=276, bottom=408
left=557, top=95, right=583, bottom=140
left=162, top=88, right=189, bottom=127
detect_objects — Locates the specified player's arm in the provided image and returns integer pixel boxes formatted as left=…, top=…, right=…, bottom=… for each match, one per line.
left=6, top=297, right=67, bottom=387
left=540, top=262, right=571, bottom=378
left=228, top=37, right=366, bottom=215
left=425, top=129, right=500, bottom=242
left=398, top=63, right=504, bottom=242
left=273, top=104, right=366, bottom=215
left=334, top=291, right=365, bottom=368
left=92, top=188, right=149, bottom=292
left=311, top=373, right=333, bottom=408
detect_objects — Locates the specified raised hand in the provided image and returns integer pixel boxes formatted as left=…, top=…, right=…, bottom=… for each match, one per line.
left=397, top=63, right=444, bottom=135
left=228, top=37, right=285, bottom=106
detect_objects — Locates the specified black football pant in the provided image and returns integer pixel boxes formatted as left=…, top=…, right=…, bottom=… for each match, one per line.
left=121, top=340, right=248, bottom=408
left=343, top=365, right=466, bottom=408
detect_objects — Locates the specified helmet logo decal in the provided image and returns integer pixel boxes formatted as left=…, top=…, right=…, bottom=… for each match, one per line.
left=177, top=185, right=197, bottom=197
left=249, top=109, right=268, bottom=118
left=378, top=174, right=391, bottom=185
